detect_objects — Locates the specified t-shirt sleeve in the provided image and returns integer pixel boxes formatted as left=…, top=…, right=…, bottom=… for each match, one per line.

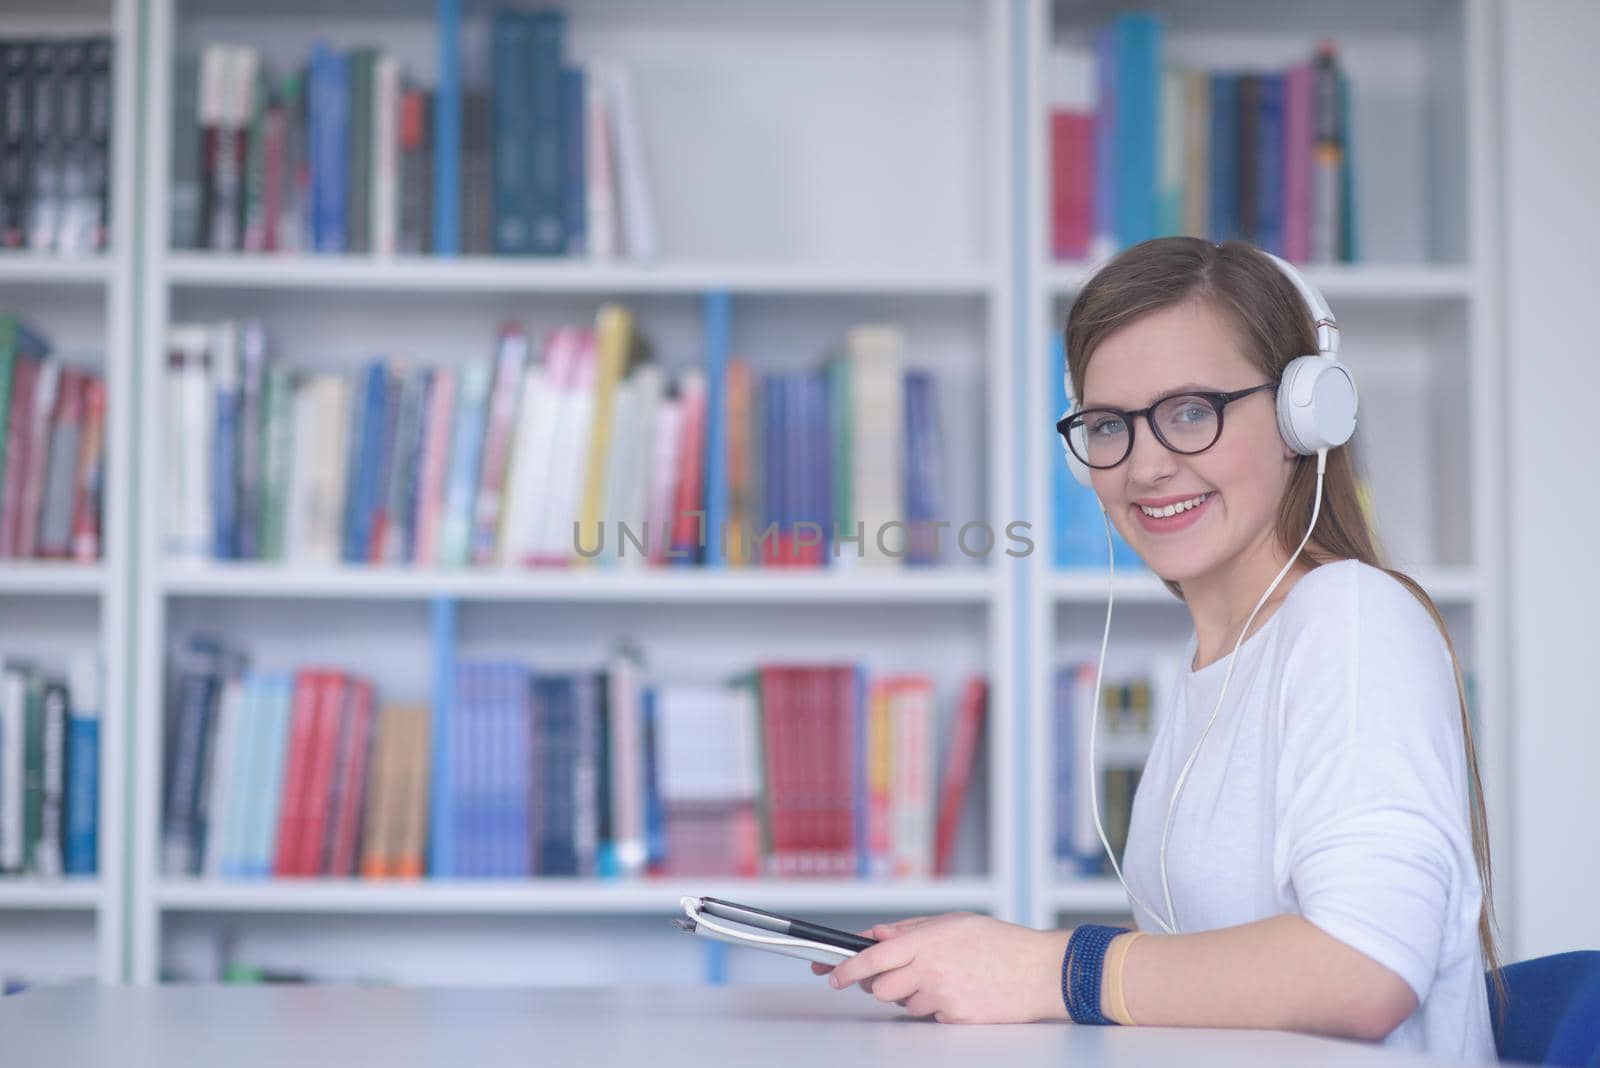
left=1272, top=567, right=1478, bottom=1005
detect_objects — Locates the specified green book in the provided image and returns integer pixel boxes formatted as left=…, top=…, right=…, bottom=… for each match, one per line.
left=258, top=364, right=294, bottom=561
left=345, top=48, right=377, bottom=254
left=21, top=671, right=44, bottom=873
left=0, top=316, right=51, bottom=527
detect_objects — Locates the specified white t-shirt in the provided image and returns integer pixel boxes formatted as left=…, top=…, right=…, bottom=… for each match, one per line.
left=1121, top=558, right=1496, bottom=1061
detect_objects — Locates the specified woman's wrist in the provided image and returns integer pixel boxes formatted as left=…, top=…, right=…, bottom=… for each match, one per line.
left=1100, top=931, right=1146, bottom=1025
left=1035, top=929, right=1075, bottom=1021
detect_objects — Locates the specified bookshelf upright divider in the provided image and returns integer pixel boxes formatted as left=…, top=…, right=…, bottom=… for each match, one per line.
left=0, top=0, right=138, bottom=985
left=129, top=0, right=1020, bottom=986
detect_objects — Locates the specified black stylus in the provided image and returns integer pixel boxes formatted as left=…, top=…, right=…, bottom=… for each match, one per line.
left=697, top=897, right=878, bottom=952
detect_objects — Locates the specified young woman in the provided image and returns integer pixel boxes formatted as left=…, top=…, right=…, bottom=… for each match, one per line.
left=817, top=237, right=1499, bottom=1061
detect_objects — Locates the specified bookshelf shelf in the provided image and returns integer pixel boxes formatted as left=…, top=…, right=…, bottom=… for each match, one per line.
left=0, top=563, right=106, bottom=597
left=0, top=254, right=113, bottom=287
left=153, top=877, right=1001, bottom=916
left=1047, top=566, right=1480, bottom=605
left=158, top=564, right=999, bottom=604
left=0, top=879, right=104, bottom=911
left=162, top=253, right=999, bottom=298
left=1043, top=263, right=1477, bottom=302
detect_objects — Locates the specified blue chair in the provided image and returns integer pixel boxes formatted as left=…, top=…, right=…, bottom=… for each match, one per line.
left=1489, top=952, right=1600, bottom=1065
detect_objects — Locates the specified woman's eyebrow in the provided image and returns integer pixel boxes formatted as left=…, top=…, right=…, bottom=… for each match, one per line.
left=1082, top=382, right=1220, bottom=408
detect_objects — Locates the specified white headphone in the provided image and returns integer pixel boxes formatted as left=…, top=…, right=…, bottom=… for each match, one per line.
left=1059, top=251, right=1357, bottom=486
left=1058, top=249, right=1357, bottom=935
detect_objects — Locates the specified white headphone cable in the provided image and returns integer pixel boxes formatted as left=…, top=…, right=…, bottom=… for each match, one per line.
left=1091, top=448, right=1329, bottom=935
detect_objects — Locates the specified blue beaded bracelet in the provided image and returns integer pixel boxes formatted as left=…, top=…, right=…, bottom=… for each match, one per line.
left=1062, top=924, right=1131, bottom=1025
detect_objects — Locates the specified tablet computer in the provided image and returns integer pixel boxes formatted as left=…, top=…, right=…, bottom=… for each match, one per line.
left=672, top=896, right=879, bottom=965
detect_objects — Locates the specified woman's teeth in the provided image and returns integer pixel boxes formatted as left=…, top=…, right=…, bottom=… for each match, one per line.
left=1138, top=493, right=1210, bottom=518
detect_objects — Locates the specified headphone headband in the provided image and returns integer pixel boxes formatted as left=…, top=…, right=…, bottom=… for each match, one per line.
left=1259, top=251, right=1339, bottom=358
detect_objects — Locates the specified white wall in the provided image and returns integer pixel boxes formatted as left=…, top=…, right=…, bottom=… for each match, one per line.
left=1502, top=0, right=1600, bottom=960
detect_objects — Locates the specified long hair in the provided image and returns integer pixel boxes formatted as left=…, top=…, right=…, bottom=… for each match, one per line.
left=1063, top=236, right=1502, bottom=996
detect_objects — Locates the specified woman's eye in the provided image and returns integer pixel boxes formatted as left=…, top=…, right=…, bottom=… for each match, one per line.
left=1087, top=417, right=1125, bottom=437
left=1173, top=403, right=1210, bottom=423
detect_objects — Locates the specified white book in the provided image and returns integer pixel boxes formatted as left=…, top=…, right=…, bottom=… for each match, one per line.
left=372, top=54, right=401, bottom=257
left=598, top=374, right=640, bottom=566
left=164, top=325, right=213, bottom=561
left=0, top=666, right=26, bottom=873
left=498, top=361, right=551, bottom=567
left=617, top=363, right=661, bottom=569
left=607, top=646, right=646, bottom=876
left=891, top=679, right=935, bottom=878
left=643, top=395, right=683, bottom=565
left=847, top=325, right=905, bottom=567
left=538, top=334, right=596, bottom=564
left=584, top=62, right=619, bottom=261
left=285, top=377, right=316, bottom=562
left=202, top=675, right=245, bottom=879
left=221, top=675, right=263, bottom=879
left=605, top=64, right=657, bottom=261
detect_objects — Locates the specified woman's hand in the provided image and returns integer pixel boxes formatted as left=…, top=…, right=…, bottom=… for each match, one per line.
left=814, top=912, right=1073, bottom=1024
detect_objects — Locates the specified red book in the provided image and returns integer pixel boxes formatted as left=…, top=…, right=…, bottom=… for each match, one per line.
left=830, top=666, right=858, bottom=876
left=298, top=672, right=347, bottom=876
left=669, top=374, right=706, bottom=563
left=758, top=666, right=791, bottom=876
left=14, top=361, right=58, bottom=558
left=934, top=676, right=988, bottom=876
left=0, top=355, right=39, bottom=556
left=273, top=670, right=322, bottom=877
left=326, top=678, right=376, bottom=877
left=70, top=376, right=105, bottom=562
left=1052, top=111, right=1095, bottom=260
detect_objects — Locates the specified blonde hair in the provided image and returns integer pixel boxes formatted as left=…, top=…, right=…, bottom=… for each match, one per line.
left=1063, top=236, right=1502, bottom=997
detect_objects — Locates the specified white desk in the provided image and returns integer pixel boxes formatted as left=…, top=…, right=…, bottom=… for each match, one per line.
left=0, top=985, right=1463, bottom=1067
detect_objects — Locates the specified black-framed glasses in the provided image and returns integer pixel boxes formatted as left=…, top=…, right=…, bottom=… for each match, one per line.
left=1056, top=382, right=1278, bottom=470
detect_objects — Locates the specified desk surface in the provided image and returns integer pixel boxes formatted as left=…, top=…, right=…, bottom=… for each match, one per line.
left=0, top=985, right=1461, bottom=1067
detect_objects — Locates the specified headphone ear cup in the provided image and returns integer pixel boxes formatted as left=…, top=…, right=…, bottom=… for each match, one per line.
left=1276, top=355, right=1358, bottom=455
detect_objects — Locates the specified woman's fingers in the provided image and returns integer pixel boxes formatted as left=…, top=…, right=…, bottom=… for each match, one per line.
left=826, top=937, right=917, bottom=990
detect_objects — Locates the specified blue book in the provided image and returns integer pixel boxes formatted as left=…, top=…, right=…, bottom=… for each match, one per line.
left=640, top=685, right=666, bottom=872
left=784, top=374, right=806, bottom=561
left=506, top=664, right=532, bottom=877
left=762, top=376, right=784, bottom=562
left=400, top=370, right=434, bottom=562
left=1338, top=69, right=1357, bottom=262
left=815, top=371, right=834, bottom=561
left=1209, top=73, right=1238, bottom=242
left=211, top=339, right=239, bottom=559
left=1093, top=26, right=1117, bottom=251
left=562, top=67, right=587, bottom=256
left=1050, top=334, right=1141, bottom=570
left=309, top=43, right=348, bottom=252
left=490, top=12, right=535, bottom=254
left=251, top=674, right=293, bottom=879
left=428, top=598, right=457, bottom=877
left=1113, top=12, right=1162, bottom=249
left=63, top=702, right=99, bottom=877
left=453, top=662, right=480, bottom=877
left=526, top=11, right=568, bottom=255
left=433, top=0, right=461, bottom=254
left=703, top=293, right=730, bottom=567
left=534, top=676, right=579, bottom=875
left=440, top=361, right=490, bottom=567
left=343, top=362, right=386, bottom=562
left=1054, top=668, right=1076, bottom=870
left=1255, top=74, right=1285, bottom=256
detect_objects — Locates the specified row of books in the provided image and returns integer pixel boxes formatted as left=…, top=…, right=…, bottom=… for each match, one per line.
left=163, top=313, right=948, bottom=569
left=1049, top=13, right=1357, bottom=263
left=1053, top=663, right=1157, bottom=876
left=0, top=657, right=100, bottom=878
left=173, top=15, right=654, bottom=260
left=0, top=316, right=106, bottom=562
left=0, top=38, right=113, bottom=255
left=161, top=636, right=988, bottom=880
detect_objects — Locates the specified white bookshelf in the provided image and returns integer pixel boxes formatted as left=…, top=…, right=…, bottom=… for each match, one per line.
left=1023, top=0, right=1508, bottom=934
left=131, top=0, right=1017, bottom=986
left=0, top=0, right=139, bottom=986
left=3, top=0, right=1510, bottom=988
